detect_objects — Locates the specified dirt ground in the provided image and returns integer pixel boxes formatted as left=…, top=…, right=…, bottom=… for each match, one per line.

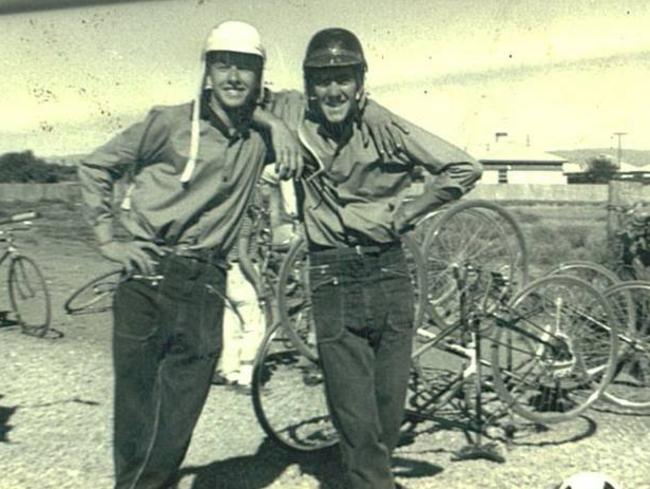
left=1, top=202, right=650, bottom=489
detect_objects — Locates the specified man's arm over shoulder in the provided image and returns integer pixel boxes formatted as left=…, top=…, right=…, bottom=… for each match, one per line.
left=78, top=106, right=171, bottom=245
left=254, top=89, right=306, bottom=179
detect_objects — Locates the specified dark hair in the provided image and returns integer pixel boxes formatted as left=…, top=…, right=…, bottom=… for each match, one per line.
left=205, top=50, right=264, bottom=72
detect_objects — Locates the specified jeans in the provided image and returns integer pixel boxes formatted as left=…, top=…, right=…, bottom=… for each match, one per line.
left=308, top=244, right=415, bottom=489
left=112, top=254, right=226, bottom=489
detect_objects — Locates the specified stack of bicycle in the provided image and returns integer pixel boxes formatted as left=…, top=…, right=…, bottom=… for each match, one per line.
left=251, top=199, right=650, bottom=456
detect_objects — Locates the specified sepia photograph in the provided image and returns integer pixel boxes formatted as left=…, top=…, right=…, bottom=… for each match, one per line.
left=1, top=1, right=649, bottom=488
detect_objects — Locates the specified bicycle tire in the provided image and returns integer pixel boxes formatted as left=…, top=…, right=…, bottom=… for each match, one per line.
left=251, top=319, right=338, bottom=452
left=276, top=236, right=318, bottom=361
left=408, top=208, right=444, bottom=247
left=601, top=281, right=650, bottom=410
left=64, top=270, right=121, bottom=315
left=422, top=199, right=529, bottom=329
left=8, top=255, right=51, bottom=337
left=547, top=260, right=638, bottom=367
left=547, top=260, right=621, bottom=291
left=490, top=274, right=618, bottom=424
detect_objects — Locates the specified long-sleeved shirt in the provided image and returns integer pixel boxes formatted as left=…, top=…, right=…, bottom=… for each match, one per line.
left=271, top=96, right=482, bottom=247
left=78, top=97, right=271, bottom=256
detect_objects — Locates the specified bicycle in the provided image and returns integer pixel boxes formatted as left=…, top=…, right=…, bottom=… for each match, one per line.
left=251, top=200, right=620, bottom=455
left=0, top=211, right=51, bottom=337
left=253, top=253, right=618, bottom=454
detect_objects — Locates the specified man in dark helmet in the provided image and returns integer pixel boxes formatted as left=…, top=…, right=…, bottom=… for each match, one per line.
left=272, top=28, right=482, bottom=489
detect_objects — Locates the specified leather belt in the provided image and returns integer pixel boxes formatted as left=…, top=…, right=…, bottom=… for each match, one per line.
left=160, top=245, right=227, bottom=268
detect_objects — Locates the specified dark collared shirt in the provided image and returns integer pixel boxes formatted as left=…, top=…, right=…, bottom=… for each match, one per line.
left=78, top=97, right=270, bottom=255
left=289, top=102, right=482, bottom=247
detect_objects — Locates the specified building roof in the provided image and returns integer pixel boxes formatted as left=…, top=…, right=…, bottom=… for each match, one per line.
left=471, top=140, right=567, bottom=164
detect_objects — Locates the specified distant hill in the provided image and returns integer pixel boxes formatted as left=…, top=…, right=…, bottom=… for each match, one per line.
left=550, top=148, right=650, bottom=167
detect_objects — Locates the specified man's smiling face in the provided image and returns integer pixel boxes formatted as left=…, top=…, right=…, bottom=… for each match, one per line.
left=207, top=51, right=262, bottom=110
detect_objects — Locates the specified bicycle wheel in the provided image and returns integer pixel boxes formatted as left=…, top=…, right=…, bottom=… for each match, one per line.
left=402, top=234, right=428, bottom=333
left=8, top=256, right=51, bottom=337
left=408, top=208, right=444, bottom=247
left=276, top=236, right=318, bottom=360
left=490, top=275, right=618, bottom=424
left=601, top=281, right=650, bottom=410
left=422, top=200, right=529, bottom=329
left=64, top=270, right=121, bottom=315
left=251, top=320, right=338, bottom=452
left=547, top=260, right=620, bottom=291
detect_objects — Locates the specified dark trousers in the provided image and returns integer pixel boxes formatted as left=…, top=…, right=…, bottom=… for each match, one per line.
left=308, top=245, right=415, bottom=489
left=112, top=254, right=226, bottom=489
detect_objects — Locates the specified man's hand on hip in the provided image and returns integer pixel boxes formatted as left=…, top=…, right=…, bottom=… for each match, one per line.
left=99, top=241, right=164, bottom=276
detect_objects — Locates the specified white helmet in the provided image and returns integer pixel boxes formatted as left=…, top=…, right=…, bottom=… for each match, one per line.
left=203, top=20, right=266, bottom=60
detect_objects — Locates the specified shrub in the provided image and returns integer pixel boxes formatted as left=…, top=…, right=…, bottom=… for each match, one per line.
left=0, top=151, right=77, bottom=183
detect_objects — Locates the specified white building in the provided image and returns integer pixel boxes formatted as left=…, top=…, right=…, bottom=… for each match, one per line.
left=470, top=139, right=568, bottom=184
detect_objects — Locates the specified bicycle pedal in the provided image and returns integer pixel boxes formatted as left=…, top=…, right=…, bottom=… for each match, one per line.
left=451, top=442, right=505, bottom=463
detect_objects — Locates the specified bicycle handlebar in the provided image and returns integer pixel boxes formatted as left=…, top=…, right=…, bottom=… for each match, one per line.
left=0, top=211, right=40, bottom=225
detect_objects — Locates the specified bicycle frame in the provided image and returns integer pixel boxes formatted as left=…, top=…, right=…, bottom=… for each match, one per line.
left=410, top=266, right=617, bottom=427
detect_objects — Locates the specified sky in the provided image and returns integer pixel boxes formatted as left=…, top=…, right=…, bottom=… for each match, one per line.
left=2, top=0, right=650, bottom=157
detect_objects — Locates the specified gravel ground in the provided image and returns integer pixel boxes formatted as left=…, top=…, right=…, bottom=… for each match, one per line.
left=1, top=205, right=650, bottom=489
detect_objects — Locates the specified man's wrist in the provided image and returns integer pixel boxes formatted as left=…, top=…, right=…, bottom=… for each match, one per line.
left=253, top=106, right=282, bottom=129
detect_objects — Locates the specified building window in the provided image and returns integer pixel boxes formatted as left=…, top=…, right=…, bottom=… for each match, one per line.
left=498, top=168, right=508, bottom=184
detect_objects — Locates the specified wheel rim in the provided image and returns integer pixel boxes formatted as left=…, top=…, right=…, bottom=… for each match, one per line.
left=490, top=275, right=617, bottom=423
left=423, top=201, right=529, bottom=329
left=602, top=281, right=650, bottom=410
left=277, top=237, right=318, bottom=361
left=251, top=322, right=338, bottom=452
left=9, top=256, right=51, bottom=336
left=64, top=270, right=121, bottom=314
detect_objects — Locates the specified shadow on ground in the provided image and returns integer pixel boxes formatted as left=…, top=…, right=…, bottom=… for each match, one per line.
left=0, top=395, right=17, bottom=443
left=179, top=437, right=443, bottom=489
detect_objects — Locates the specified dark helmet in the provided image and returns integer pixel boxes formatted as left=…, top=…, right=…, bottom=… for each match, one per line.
left=303, top=28, right=367, bottom=71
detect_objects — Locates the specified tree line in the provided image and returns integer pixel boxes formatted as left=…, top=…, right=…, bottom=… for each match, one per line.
left=0, top=151, right=77, bottom=183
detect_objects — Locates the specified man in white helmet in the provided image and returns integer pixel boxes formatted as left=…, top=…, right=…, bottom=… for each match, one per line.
left=78, top=21, right=302, bottom=489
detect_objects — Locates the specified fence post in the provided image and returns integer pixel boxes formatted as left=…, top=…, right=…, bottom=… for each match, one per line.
left=607, top=180, right=643, bottom=241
